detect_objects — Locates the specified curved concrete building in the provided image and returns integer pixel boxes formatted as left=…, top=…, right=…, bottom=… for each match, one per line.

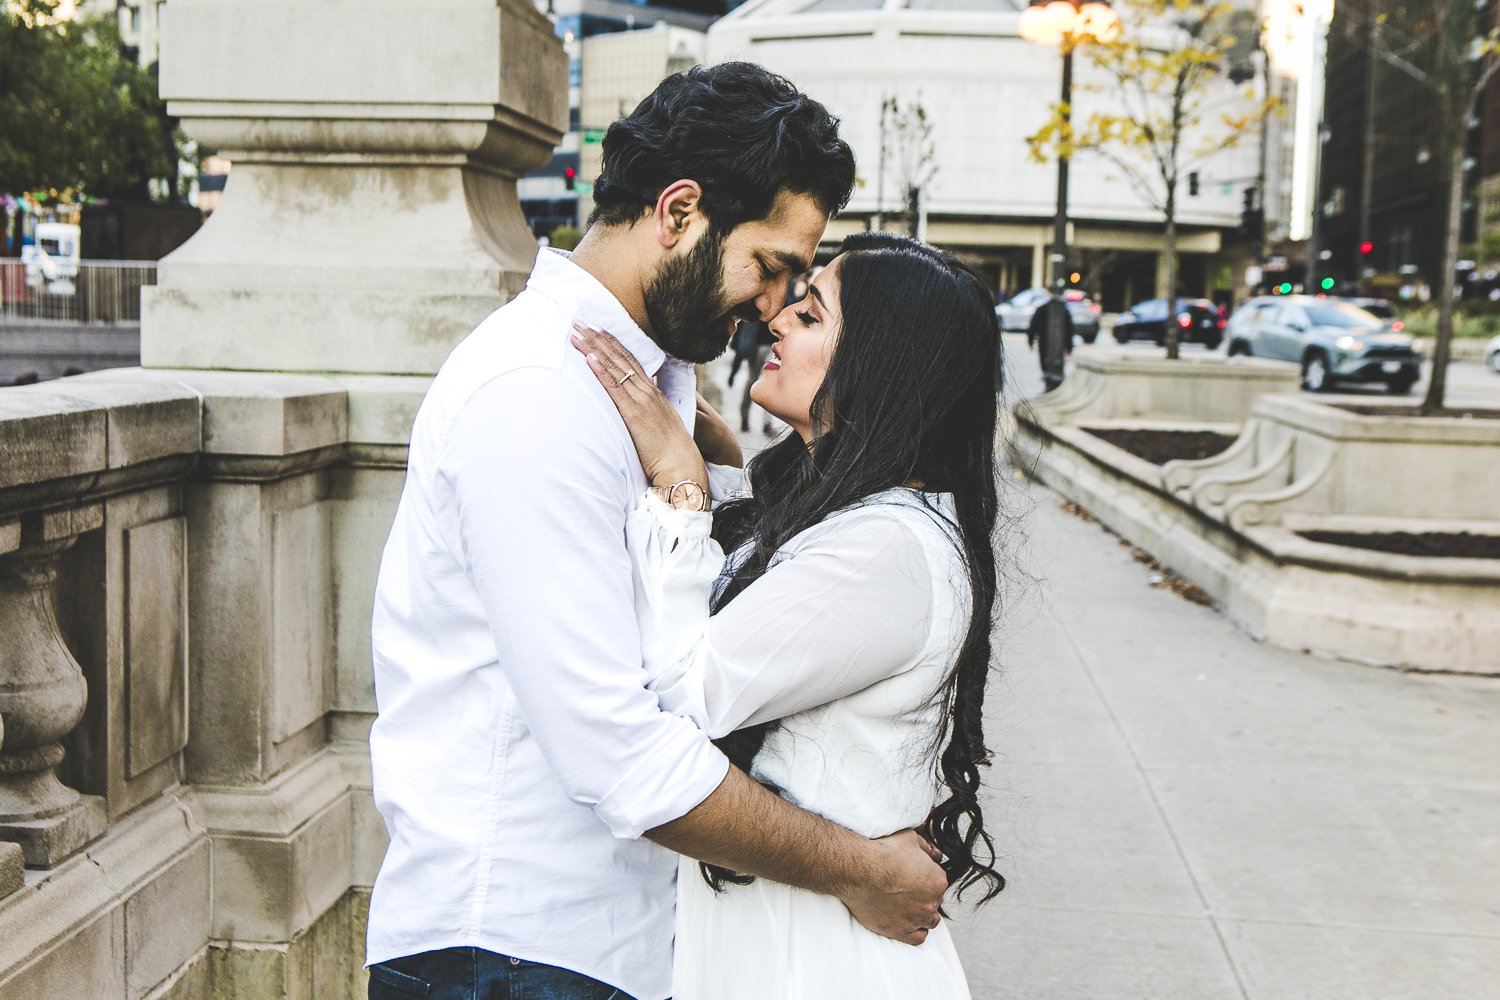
left=708, top=0, right=1267, bottom=306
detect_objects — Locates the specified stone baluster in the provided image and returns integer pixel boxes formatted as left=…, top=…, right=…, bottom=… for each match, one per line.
left=0, top=710, right=21, bottom=898
left=0, top=531, right=105, bottom=868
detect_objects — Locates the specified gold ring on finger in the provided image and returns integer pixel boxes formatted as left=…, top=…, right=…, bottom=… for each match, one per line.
left=616, top=371, right=635, bottom=387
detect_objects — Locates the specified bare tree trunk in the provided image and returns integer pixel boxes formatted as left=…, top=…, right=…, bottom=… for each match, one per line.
left=1163, top=193, right=1180, bottom=360
left=1423, top=117, right=1465, bottom=415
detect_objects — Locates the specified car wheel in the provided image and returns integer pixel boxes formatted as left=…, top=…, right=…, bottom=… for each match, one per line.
left=1301, top=352, right=1332, bottom=392
left=1386, top=378, right=1415, bottom=395
left=1203, top=334, right=1223, bottom=351
left=1227, top=341, right=1252, bottom=357
left=1489, top=351, right=1500, bottom=374
left=1082, top=331, right=1097, bottom=345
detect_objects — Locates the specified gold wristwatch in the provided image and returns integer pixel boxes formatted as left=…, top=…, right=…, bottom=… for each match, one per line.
left=651, top=479, right=709, bottom=512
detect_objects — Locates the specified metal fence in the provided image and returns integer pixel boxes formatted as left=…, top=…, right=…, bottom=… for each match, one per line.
left=0, top=260, right=158, bottom=325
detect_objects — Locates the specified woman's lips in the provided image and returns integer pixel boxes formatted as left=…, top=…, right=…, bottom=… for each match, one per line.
left=764, top=347, right=781, bottom=371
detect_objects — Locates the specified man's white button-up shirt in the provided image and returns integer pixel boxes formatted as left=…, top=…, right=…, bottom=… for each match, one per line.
left=366, top=247, right=730, bottom=1000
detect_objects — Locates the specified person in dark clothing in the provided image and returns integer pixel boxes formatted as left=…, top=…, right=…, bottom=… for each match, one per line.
left=735, top=317, right=778, bottom=431
left=1028, top=293, right=1074, bottom=392
left=735, top=272, right=809, bottom=430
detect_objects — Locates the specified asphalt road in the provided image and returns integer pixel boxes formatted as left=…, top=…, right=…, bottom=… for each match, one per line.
left=1003, top=328, right=1500, bottom=408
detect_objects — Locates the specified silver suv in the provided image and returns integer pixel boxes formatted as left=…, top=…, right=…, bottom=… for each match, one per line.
left=1225, top=296, right=1420, bottom=394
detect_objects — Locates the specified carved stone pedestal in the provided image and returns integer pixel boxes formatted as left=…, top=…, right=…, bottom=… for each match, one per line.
left=0, top=538, right=105, bottom=867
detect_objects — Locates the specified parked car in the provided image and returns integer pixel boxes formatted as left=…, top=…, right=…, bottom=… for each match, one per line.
left=1225, top=295, right=1420, bottom=394
left=996, top=286, right=1102, bottom=343
left=1112, top=298, right=1224, bottom=348
left=1486, top=333, right=1500, bottom=374
left=1339, top=296, right=1400, bottom=324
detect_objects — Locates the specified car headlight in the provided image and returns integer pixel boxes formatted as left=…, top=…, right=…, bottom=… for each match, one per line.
left=1335, top=335, right=1365, bottom=351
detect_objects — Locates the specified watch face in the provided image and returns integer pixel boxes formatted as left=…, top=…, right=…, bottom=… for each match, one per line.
left=671, top=481, right=707, bottom=511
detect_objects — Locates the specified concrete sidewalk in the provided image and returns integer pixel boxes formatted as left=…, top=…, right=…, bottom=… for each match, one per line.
left=708, top=343, right=1497, bottom=998
left=946, top=482, right=1500, bottom=1000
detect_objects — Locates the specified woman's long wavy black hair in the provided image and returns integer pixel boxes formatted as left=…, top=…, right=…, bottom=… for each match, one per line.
left=703, top=231, right=1006, bottom=903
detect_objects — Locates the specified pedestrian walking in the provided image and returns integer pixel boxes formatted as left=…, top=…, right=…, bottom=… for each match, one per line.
left=1029, top=292, right=1074, bottom=392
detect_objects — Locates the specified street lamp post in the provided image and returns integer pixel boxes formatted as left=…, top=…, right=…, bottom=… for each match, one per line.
left=1020, top=0, right=1121, bottom=391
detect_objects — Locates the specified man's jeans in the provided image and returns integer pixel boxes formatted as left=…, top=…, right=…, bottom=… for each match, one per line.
left=367, top=947, right=638, bottom=1000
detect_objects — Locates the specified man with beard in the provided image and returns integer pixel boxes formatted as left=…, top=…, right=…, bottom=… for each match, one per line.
left=365, top=63, right=950, bottom=1000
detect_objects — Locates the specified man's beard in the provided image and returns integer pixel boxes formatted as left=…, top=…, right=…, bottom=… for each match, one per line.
left=642, top=229, right=752, bottom=364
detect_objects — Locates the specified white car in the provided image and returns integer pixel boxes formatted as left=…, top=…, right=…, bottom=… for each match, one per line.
left=1487, top=333, right=1500, bottom=374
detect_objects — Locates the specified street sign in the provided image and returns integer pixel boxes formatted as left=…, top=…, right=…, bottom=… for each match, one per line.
left=582, top=129, right=606, bottom=145
left=574, top=181, right=594, bottom=195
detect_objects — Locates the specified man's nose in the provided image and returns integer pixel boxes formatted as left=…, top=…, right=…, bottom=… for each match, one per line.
left=754, top=286, right=785, bottom=322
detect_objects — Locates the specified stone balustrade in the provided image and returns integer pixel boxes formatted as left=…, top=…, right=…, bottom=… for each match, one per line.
left=0, top=2, right=567, bottom=995
left=0, top=370, right=401, bottom=996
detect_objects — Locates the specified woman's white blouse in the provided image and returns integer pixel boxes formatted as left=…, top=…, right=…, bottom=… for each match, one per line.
left=625, top=482, right=971, bottom=839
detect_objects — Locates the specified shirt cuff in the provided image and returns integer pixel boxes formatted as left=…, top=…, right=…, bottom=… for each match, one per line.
left=592, top=715, right=730, bottom=840
left=707, top=463, right=749, bottom=504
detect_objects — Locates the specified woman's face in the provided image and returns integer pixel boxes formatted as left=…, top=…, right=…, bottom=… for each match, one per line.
left=750, top=259, right=843, bottom=442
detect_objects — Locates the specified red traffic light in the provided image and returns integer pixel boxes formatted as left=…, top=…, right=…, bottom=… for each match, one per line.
left=564, top=167, right=577, bottom=190
left=1359, top=241, right=1373, bottom=255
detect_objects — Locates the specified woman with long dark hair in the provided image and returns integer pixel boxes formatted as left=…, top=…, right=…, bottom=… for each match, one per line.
left=571, top=232, right=1004, bottom=998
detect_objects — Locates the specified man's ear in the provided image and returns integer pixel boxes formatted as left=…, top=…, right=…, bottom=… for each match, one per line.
left=653, top=179, right=704, bottom=250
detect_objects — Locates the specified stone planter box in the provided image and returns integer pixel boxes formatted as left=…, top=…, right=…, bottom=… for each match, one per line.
left=1162, top=395, right=1500, bottom=528
left=1026, top=348, right=1300, bottom=427
left=1014, top=389, right=1500, bottom=674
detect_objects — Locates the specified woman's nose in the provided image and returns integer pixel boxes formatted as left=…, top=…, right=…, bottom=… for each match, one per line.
left=768, top=305, right=791, bottom=339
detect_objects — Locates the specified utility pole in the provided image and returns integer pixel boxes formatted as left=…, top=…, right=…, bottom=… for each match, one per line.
left=1042, top=43, right=1075, bottom=393
left=1255, top=45, right=1270, bottom=270
left=874, top=97, right=891, bottom=232
left=1358, top=14, right=1380, bottom=291
left=1304, top=17, right=1330, bottom=291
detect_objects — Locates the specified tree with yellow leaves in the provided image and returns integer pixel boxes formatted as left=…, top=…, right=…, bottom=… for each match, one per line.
left=1027, top=0, right=1277, bottom=359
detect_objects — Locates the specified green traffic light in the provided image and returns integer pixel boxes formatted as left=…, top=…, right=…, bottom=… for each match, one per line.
left=1277, top=282, right=1292, bottom=294
left=1320, top=277, right=1335, bottom=290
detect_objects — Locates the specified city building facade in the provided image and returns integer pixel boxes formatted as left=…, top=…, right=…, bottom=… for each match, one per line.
left=520, top=0, right=734, bottom=239
left=705, top=0, right=1283, bottom=308
left=1314, top=0, right=1500, bottom=298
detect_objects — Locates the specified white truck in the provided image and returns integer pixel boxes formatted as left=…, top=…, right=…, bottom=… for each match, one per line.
left=20, top=222, right=81, bottom=294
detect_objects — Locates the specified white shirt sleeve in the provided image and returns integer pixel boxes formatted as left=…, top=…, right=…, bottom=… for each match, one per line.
left=706, top=462, right=749, bottom=503
left=626, top=494, right=939, bottom=739
left=437, top=369, right=729, bottom=840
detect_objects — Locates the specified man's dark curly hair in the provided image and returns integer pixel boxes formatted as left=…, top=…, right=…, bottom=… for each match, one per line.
left=587, top=62, right=856, bottom=232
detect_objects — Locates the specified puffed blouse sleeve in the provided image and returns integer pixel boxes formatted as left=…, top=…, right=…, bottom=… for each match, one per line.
left=625, top=494, right=938, bottom=739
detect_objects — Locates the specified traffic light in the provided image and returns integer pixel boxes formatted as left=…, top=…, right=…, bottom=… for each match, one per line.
left=1240, top=187, right=1264, bottom=242
left=1188, top=172, right=1200, bottom=197
left=564, top=167, right=577, bottom=191
left=1320, top=277, right=1336, bottom=291
left=1359, top=240, right=1374, bottom=256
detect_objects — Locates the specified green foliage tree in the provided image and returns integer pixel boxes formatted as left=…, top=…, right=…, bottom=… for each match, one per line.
left=1027, top=0, right=1278, bottom=359
left=1351, top=2, right=1500, bottom=414
left=548, top=224, right=583, bottom=252
left=1, top=0, right=180, bottom=247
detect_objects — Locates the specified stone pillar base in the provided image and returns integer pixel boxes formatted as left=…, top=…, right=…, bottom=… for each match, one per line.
left=0, top=794, right=106, bottom=868
left=0, top=844, right=21, bottom=899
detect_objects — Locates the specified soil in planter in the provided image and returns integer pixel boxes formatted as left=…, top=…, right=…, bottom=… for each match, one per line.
left=1083, top=428, right=1238, bottom=465
left=1299, top=530, right=1500, bottom=560
left=1333, top=404, right=1500, bottom=420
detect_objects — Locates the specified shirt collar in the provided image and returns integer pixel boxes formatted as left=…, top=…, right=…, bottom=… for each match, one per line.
left=526, top=247, right=668, bottom=378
